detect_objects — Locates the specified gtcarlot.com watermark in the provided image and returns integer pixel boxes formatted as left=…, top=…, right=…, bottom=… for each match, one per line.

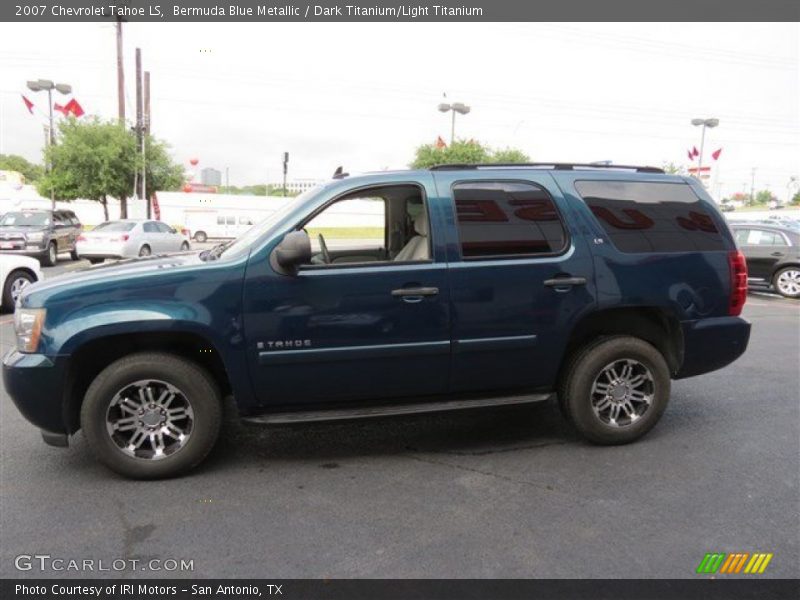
left=15, top=554, right=194, bottom=572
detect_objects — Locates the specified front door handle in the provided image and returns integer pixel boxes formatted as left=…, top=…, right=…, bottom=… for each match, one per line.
left=543, top=276, right=587, bottom=288
left=771, top=251, right=785, bottom=257
left=391, top=286, right=439, bottom=298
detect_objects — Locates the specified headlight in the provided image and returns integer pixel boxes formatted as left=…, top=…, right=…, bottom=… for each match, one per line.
left=14, top=308, right=46, bottom=353
left=25, top=232, right=44, bottom=243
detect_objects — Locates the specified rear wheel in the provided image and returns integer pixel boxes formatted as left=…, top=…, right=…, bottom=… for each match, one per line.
left=70, top=248, right=80, bottom=261
left=2, top=269, right=35, bottom=310
left=81, top=353, right=222, bottom=479
left=194, top=231, right=207, bottom=243
left=138, top=244, right=151, bottom=257
left=41, top=242, right=57, bottom=267
left=773, top=267, right=800, bottom=299
left=558, top=336, right=671, bottom=445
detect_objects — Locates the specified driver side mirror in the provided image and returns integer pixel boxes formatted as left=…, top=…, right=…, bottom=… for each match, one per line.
left=271, top=230, right=311, bottom=275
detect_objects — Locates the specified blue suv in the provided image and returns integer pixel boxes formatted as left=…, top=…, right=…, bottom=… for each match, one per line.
left=4, top=164, right=751, bottom=478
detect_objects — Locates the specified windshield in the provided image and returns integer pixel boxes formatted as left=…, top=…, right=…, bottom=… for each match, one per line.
left=94, top=221, right=137, bottom=232
left=0, top=211, right=50, bottom=227
left=204, top=187, right=322, bottom=261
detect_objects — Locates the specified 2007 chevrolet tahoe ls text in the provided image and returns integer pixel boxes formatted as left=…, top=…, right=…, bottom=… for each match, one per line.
left=4, top=163, right=751, bottom=478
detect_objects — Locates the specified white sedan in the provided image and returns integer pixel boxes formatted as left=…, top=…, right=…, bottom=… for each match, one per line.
left=77, top=219, right=191, bottom=264
left=0, top=253, right=42, bottom=312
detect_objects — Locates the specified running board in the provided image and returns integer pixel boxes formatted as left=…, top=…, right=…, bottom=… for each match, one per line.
left=242, top=393, right=551, bottom=425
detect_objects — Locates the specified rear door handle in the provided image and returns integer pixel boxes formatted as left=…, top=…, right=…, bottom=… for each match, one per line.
left=543, top=276, right=587, bottom=288
left=391, top=286, right=439, bottom=297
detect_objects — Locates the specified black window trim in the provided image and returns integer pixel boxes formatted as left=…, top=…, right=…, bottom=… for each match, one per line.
left=295, top=181, right=434, bottom=271
left=449, top=178, right=571, bottom=262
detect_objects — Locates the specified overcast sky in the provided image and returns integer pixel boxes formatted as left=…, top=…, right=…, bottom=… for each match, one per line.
left=0, top=22, right=797, bottom=200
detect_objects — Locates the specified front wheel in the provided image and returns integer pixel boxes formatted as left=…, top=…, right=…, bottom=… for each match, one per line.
left=773, top=267, right=800, bottom=299
left=194, top=231, right=207, bottom=243
left=138, top=245, right=151, bottom=257
left=558, top=336, right=671, bottom=445
left=81, top=353, right=222, bottom=479
left=2, top=269, right=35, bottom=311
left=70, top=248, right=80, bottom=261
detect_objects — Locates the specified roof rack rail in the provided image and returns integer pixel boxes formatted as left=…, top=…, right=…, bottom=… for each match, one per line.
left=428, top=163, right=665, bottom=174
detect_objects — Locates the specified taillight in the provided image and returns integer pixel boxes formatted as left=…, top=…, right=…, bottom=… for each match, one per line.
left=108, top=234, right=130, bottom=242
left=728, top=250, right=748, bottom=316
left=77, top=235, right=86, bottom=242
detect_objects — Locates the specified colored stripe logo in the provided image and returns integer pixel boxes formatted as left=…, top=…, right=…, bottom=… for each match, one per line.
left=696, top=552, right=773, bottom=574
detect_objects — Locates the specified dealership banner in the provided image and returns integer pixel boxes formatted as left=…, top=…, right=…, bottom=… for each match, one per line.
left=3, top=579, right=799, bottom=599
left=3, top=0, right=799, bottom=22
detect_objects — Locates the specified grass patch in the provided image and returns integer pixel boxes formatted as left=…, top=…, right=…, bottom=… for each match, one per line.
left=306, top=227, right=384, bottom=239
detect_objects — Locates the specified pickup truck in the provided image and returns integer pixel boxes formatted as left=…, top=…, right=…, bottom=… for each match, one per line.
left=4, top=163, right=751, bottom=478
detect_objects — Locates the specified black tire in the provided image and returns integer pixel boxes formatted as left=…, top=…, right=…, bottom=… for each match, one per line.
left=2, top=269, right=35, bottom=312
left=81, top=353, right=222, bottom=479
left=41, top=242, right=57, bottom=267
left=772, top=267, right=800, bottom=299
left=88, top=258, right=104, bottom=265
left=70, top=248, right=80, bottom=261
left=138, top=244, right=151, bottom=257
left=558, top=336, right=671, bottom=445
left=194, top=231, right=207, bottom=243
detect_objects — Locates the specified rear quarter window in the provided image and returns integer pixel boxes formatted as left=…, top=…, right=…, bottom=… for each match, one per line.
left=575, top=180, right=725, bottom=253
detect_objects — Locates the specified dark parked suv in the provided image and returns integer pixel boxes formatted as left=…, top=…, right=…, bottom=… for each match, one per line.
left=0, top=208, right=82, bottom=266
left=729, top=222, right=800, bottom=298
left=4, top=164, right=751, bottom=478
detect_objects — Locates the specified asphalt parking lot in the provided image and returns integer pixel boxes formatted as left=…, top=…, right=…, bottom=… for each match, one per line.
left=0, top=260, right=798, bottom=579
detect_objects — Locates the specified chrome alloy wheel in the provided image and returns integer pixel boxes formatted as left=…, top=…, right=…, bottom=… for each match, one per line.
left=776, top=269, right=800, bottom=297
left=105, top=380, right=194, bottom=460
left=590, top=359, right=655, bottom=428
left=9, top=276, right=32, bottom=303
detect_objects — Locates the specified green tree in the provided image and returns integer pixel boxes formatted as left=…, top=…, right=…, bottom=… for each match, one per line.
left=37, top=117, right=184, bottom=220
left=490, top=147, right=531, bottom=164
left=0, top=154, right=44, bottom=183
left=662, top=162, right=686, bottom=175
left=754, top=189, right=775, bottom=206
left=791, top=191, right=800, bottom=206
left=37, top=117, right=136, bottom=220
left=143, top=136, right=185, bottom=199
left=410, top=139, right=530, bottom=169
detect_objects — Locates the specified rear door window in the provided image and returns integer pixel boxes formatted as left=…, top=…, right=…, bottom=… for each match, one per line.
left=452, top=181, right=568, bottom=259
left=575, top=180, right=725, bottom=253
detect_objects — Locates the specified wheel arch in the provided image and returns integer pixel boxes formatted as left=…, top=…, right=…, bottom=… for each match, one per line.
left=558, top=306, right=684, bottom=383
left=62, top=329, right=235, bottom=434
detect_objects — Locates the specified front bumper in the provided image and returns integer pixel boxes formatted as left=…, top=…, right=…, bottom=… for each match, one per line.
left=0, top=245, right=48, bottom=258
left=675, top=316, right=751, bottom=379
left=3, top=349, right=69, bottom=437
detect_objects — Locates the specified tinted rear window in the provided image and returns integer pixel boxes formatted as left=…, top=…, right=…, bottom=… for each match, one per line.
left=575, top=181, right=725, bottom=253
left=453, top=181, right=568, bottom=258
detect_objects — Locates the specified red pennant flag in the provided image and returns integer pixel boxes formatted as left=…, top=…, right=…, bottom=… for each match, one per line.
left=711, top=148, right=722, bottom=160
left=435, top=136, right=447, bottom=149
left=692, top=146, right=699, bottom=158
left=687, top=150, right=693, bottom=161
left=65, top=98, right=84, bottom=117
left=21, top=95, right=34, bottom=114
left=54, top=103, right=70, bottom=116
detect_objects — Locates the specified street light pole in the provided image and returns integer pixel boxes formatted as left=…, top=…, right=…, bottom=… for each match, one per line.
left=438, top=101, right=471, bottom=145
left=27, top=79, right=71, bottom=209
left=690, top=117, right=719, bottom=184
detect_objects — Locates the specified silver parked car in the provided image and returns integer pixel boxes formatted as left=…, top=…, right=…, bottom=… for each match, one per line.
left=76, top=220, right=191, bottom=264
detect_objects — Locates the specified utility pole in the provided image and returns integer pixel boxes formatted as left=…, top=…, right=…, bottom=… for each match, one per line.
left=750, top=168, right=757, bottom=206
left=225, top=167, right=229, bottom=194
left=135, top=48, right=143, bottom=220
left=144, top=70, right=151, bottom=218
left=115, top=20, right=125, bottom=122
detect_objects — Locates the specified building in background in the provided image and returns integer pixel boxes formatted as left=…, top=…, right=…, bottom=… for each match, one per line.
left=200, top=167, right=222, bottom=186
